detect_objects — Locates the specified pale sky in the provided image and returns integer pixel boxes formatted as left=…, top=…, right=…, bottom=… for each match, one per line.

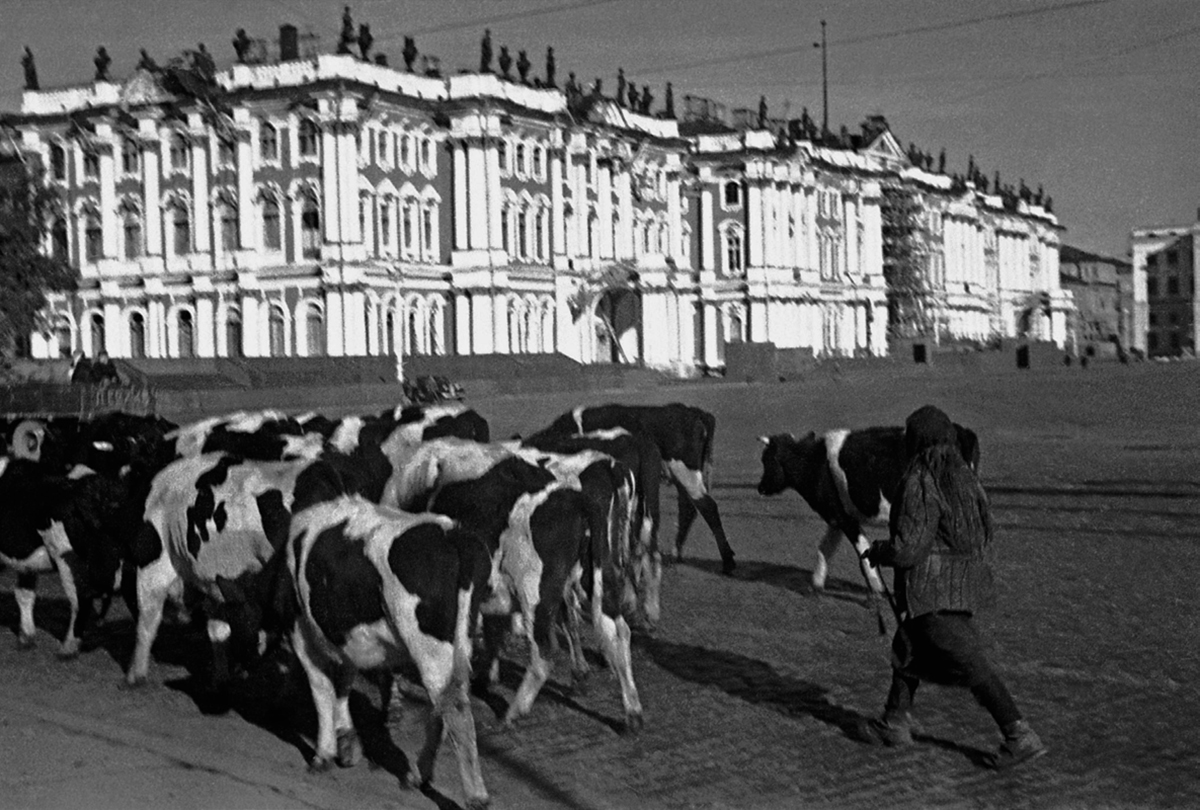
left=2, top=0, right=1197, bottom=260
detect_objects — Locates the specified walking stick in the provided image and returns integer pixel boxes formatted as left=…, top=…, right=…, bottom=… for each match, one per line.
left=861, top=545, right=902, bottom=636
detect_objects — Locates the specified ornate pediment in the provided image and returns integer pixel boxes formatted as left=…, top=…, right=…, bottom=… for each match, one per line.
left=119, top=69, right=171, bottom=108
left=862, top=129, right=907, bottom=169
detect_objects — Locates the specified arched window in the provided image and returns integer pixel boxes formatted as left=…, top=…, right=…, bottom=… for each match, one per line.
left=123, top=210, right=143, bottom=260
left=384, top=306, right=397, bottom=356
left=268, top=307, right=286, bottom=357
left=260, top=123, right=278, bottom=162
left=129, top=312, right=146, bottom=358
left=402, top=202, right=415, bottom=254
left=90, top=314, right=106, bottom=355
left=727, top=308, right=745, bottom=344
left=50, top=143, right=66, bottom=180
left=588, top=212, right=598, bottom=258
left=217, top=138, right=236, bottom=168
left=50, top=217, right=68, bottom=260
left=501, top=206, right=511, bottom=254
left=298, top=119, right=319, bottom=158
left=171, top=203, right=190, bottom=256
left=84, top=210, right=103, bottom=261
left=306, top=306, right=325, bottom=356
left=301, top=197, right=321, bottom=259
left=508, top=302, right=523, bottom=354
left=177, top=310, right=195, bottom=358
left=422, top=208, right=433, bottom=256
left=535, top=211, right=546, bottom=261
left=517, top=210, right=528, bottom=259
left=122, top=139, right=140, bottom=175
left=515, top=144, right=527, bottom=176
left=219, top=205, right=238, bottom=253
left=261, top=196, right=281, bottom=250
left=400, top=135, right=410, bottom=168
left=407, top=308, right=420, bottom=355
left=379, top=199, right=392, bottom=251
left=534, top=147, right=545, bottom=179
left=83, top=151, right=99, bottom=179
left=225, top=308, right=243, bottom=357
left=724, top=228, right=744, bottom=274
left=724, top=181, right=741, bottom=206
left=170, top=134, right=189, bottom=171
left=54, top=318, right=72, bottom=358
left=498, top=142, right=508, bottom=174
left=421, top=139, right=432, bottom=171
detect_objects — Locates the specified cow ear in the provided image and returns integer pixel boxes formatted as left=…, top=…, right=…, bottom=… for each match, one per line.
left=758, top=436, right=770, bottom=445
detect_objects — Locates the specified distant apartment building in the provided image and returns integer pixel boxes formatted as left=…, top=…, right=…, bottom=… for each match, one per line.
left=1130, top=216, right=1200, bottom=357
left=1058, top=245, right=1130, bottom=352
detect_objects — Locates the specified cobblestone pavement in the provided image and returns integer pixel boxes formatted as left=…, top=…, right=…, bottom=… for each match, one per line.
left=2, top=364, right=1199, bottom=809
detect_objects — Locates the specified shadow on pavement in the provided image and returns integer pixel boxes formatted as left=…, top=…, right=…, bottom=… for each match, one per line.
left=679, top=557, right=876, bottom=607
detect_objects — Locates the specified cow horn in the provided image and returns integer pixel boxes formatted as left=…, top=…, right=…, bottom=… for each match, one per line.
left=758, top=435, right=770, bottom=445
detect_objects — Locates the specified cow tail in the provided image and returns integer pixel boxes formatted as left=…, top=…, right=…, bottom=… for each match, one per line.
left=701, top=411, right=717, bottom=492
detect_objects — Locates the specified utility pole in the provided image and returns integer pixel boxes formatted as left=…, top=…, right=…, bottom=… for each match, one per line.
left=813, top=20, right=828, bottom=137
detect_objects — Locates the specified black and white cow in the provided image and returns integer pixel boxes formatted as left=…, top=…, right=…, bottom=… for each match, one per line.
left=520, top=427, right=664, bottom=625
left=536, top=403, right=735, bottom=574
left=385, top=438, right=644, bottom=732
left=756, top=423, right=982, bottom=601
left=285, top=497, right=492, bottom=807
left=126, top=453, right=344, bottom=687
left=169, top=410, right=323, bottom=461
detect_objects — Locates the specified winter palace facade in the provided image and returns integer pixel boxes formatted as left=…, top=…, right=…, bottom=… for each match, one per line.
left=7, top=52, right=1070, bottom=375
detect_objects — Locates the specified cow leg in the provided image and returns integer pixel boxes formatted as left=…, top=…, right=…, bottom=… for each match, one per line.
left=413, top=596, right=489, bottom=808
left=668, top=462, right=735, bottom=574
left=851, top=533, right=885, bottom=594
left=590, top=567, right=644, bottom=734
left=813, top=526, right=843, bottom=591
left=293, top=626, right=350, bottom=772
left=206, top=618, right=233, bottom=691
left=503, top=596, right=552, bottom=726
left=14, top=572, right=37, bottom=649
left=50, top=551, right=83, bottom=659
left=126, top=554, right=179, bottom=687
left=561, top=585, right=591, bottom=688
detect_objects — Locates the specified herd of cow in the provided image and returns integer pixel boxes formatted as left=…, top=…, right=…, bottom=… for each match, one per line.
left=0, top=399, right=978, bottom=808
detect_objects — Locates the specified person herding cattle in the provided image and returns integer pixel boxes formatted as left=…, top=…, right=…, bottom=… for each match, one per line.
left=856, top=405, right=1047, bottom=770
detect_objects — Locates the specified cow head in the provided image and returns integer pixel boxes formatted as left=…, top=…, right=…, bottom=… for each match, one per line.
left=756, top=432, right=815, bottom=496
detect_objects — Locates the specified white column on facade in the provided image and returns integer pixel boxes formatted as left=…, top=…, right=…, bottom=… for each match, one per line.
left=324, top=289, right=345, bottom=356
left=598, top=163, right=613, bottom=259
left=144, top=300, right=161, bottom=358
left=339, top=125, right=360, bottom=245
left=550, top=151, right=566, bottom=258
left=844, top=197, right=859, bottom=277
left=455, top=292, right=472, bottom=355
left=142, top=137, right=162, bottom=256
left=196, top=296, right=215, bottom=357
left=237, top=133, right=253, bottom=249
left=103, top=301, right=122, bottom=357
left=762, top=185, right=777, bottom=267
left=570, top=154, right=585, bottom=257
left=321, top=127, right=339, bottom=243
left=241, top=294, right=259, bottom=357
left=190, top=136, right=210, bottom=253
left=344, top=288, right=365, bottom=355
left=667, top=174, right=682, bottom=261
left=472, top=294, right=494, bottom=354
left=97, top=129, right=117, bottom=258
left=703, top=303, right=719, bottom=368
left=700, top=188, right=715, bottom=271
left=747, top=182, right=764, bottom=268
left=616, top=170, right=633, bottom=259
left=486, top=141, right=502, bottom=252
left=453, top=142, right=469, bottom=249
left=467, top=142, right=487, bottom=250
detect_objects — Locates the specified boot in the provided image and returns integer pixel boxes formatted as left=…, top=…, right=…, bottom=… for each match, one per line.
left=853, top=713, right=914, bottom=747
left=991, top=720, right=1047, bottom=770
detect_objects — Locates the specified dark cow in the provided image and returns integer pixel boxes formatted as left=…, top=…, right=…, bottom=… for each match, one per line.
left=285, top=497, right=492, bottom=807
left=536, top=403, right=735, bottom=574
left=386, top=438, right=644, bottom=731
left=756, top=423, right=982, bottom=605
left=0, top=413, right=177, bottom=655
left=519, top=427, right=664, bottom=624
left=126, top=454, right=344, bottom=687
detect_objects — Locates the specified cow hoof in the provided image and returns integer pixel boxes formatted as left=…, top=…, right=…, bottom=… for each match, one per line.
left=335, top=730, right=360, bottom=768
left=623, top=712, right=645, bottom=736
left=121, top=675, right=149, bottom=690
left=404, top=766, right=430, bottom=790
left=721, top=557, right=737, bottom=576
left=308, top=755, right=335, bottom=774
left=464, top=798, right=491, bottom=810
left=56, top=644, right=81, bottom=660
left=16, top=633, right=36, bottom=651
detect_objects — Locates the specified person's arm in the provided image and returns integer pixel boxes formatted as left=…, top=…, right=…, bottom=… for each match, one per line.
left=870, top=472, right=941, bottom=568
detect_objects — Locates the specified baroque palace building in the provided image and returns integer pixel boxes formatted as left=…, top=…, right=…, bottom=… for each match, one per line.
left=4, top=30, right=1070, bottom=376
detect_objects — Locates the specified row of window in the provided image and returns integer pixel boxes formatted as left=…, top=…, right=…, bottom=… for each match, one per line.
left=1147, top=276, right=1194, bottom=298
left=498, top=140, right=547, bottom=181
left=49, top=120, right=324, bottom=184
left=358, top=127, right=437, bottom=175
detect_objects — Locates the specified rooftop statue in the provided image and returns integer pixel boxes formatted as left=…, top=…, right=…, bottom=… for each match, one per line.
left=616, top=67, right=627, bottom=108
left=498, top=45, right=512, bottom=79
left=664, top=82, right=675, bottom=118
left=357, top=23, right=373, bottom=60
left=402, top=36, right=418, bottom=72
left=758, top=95, right=767, bottom=128
left=22, top=46, right=38, bottom=90
left=137, top=48, right=158, bottom=72
left=545, top=46, right=556, bottom=87
left=337, top=6, right=355, bottom=55
left=640, top=84, right=653, bottom=115
left=480, top=29, right=493, bottom=72
left=94, top=45, right=112, bottom=81
left=516, top=49, right=531, bottom=84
